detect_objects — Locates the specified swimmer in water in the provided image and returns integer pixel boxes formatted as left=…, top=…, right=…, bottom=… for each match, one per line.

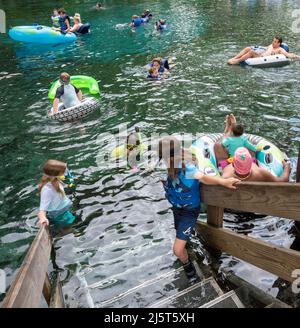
left=131, top=15, right=143, bottom=28
left=147, top=67, right=160, bottom=79
left=95, top=3, right=103, bottom=10
left=155, top=19, right=167, bottom=31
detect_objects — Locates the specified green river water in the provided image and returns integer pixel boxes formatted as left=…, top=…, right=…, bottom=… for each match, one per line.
left=0, top=0, right=299, bottom=307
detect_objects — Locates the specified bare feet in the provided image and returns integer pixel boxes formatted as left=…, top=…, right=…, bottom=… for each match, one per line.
left=224, top=114, right=230, bottom=134
left=225, top=113, right=236, bottom=135
left=227, top=58, right=239, bottom=65
left=230, top=113, right=236, bottom=125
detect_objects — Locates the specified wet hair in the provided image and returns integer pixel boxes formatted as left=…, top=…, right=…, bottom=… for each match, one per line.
left=39, top=160, right=67, bottom=196
left=58, top=8, right=67, bottom=15
left=158, top=136, right=195, bottom=180
left=275, top=36, right=282, bottom=44
left=232, top=124, right=244, bottom=137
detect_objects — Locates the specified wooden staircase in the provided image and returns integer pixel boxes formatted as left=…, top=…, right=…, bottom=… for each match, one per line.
left=95, top=261, right=245, bottom=308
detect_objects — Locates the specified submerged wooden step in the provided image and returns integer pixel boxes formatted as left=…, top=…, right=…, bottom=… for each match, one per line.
left=200, top=290, right=244, bottom=308
left=96, top=261, right=220, bottom=308
left=148, top=277, right=223, bottom=308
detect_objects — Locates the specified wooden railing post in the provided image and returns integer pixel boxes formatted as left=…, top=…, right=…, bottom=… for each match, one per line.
left=207, top=206, right=224, bottom=228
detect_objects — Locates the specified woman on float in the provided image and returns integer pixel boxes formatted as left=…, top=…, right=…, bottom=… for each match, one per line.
left=38, top=160, right=76, bottom=230
left=158, top=137, right=238, bottom=282
left=222, top=147, right=291, bottom=182
left=69, top=13, right=83, bottom=33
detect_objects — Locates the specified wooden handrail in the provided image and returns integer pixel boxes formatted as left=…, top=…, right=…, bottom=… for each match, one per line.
left=199, top=154, right=300, bottom=284
left=201, top=182, right=300, bottom=221
left=1, top=226, right=52, bottom=308
left=197, top=222, right=300, bottom=282
left=1, top=225, right=64, bottom=308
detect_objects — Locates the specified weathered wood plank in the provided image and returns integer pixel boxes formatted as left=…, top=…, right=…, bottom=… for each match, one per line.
left=197, top=222, right=300, bottom=283
left=207, top=206, right=224, bottom=227
left=201, top=182, right=300, bottom=221
left=50, top=273, right=65, bottom=308
left=1, top=226, right=52, bottom=308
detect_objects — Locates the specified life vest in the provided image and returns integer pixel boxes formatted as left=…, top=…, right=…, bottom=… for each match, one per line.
left=163, top=167, right=201, bottom=209
left=59, top=15, right=70, bottom=32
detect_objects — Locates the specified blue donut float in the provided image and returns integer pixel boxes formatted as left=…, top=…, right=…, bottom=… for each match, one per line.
left=9, top=25, right=77, bottom=44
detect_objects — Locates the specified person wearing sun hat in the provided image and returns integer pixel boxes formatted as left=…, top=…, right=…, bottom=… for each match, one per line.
left=222, top=147, right=291, bottom=182
left=232, top=147, right=253, bottom=179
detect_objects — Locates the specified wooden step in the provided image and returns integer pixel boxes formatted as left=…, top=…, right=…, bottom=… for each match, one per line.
left=200, top=290, right=244, bottom=308
left=95, top=260, right=217, bottom=308
left=148, top=276, right=223, bottom=308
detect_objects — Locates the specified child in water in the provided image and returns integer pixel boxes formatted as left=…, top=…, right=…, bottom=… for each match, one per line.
left=158, top=137, right=238, bottom=282
left=147, top=67, right=160, bottom=79
left=147, top=58, right=171, bottom=79
left=152, top=57, right=170, bottom=73
left=156, top=19, right=167, bottom=31
left=38, top=160, right=76, bottom=229
left=141, top=10, right=152, bottom=23
left=111, top=128, right=145, bottom=172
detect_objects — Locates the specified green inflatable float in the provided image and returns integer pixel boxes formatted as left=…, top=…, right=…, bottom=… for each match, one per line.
left=48, top=75, right=101, bottom=122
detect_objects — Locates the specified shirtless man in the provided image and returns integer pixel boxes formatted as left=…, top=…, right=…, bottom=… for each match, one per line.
left=227, top=36, right=300, bottom=65
left=222, top=147, right=291, bottom=182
